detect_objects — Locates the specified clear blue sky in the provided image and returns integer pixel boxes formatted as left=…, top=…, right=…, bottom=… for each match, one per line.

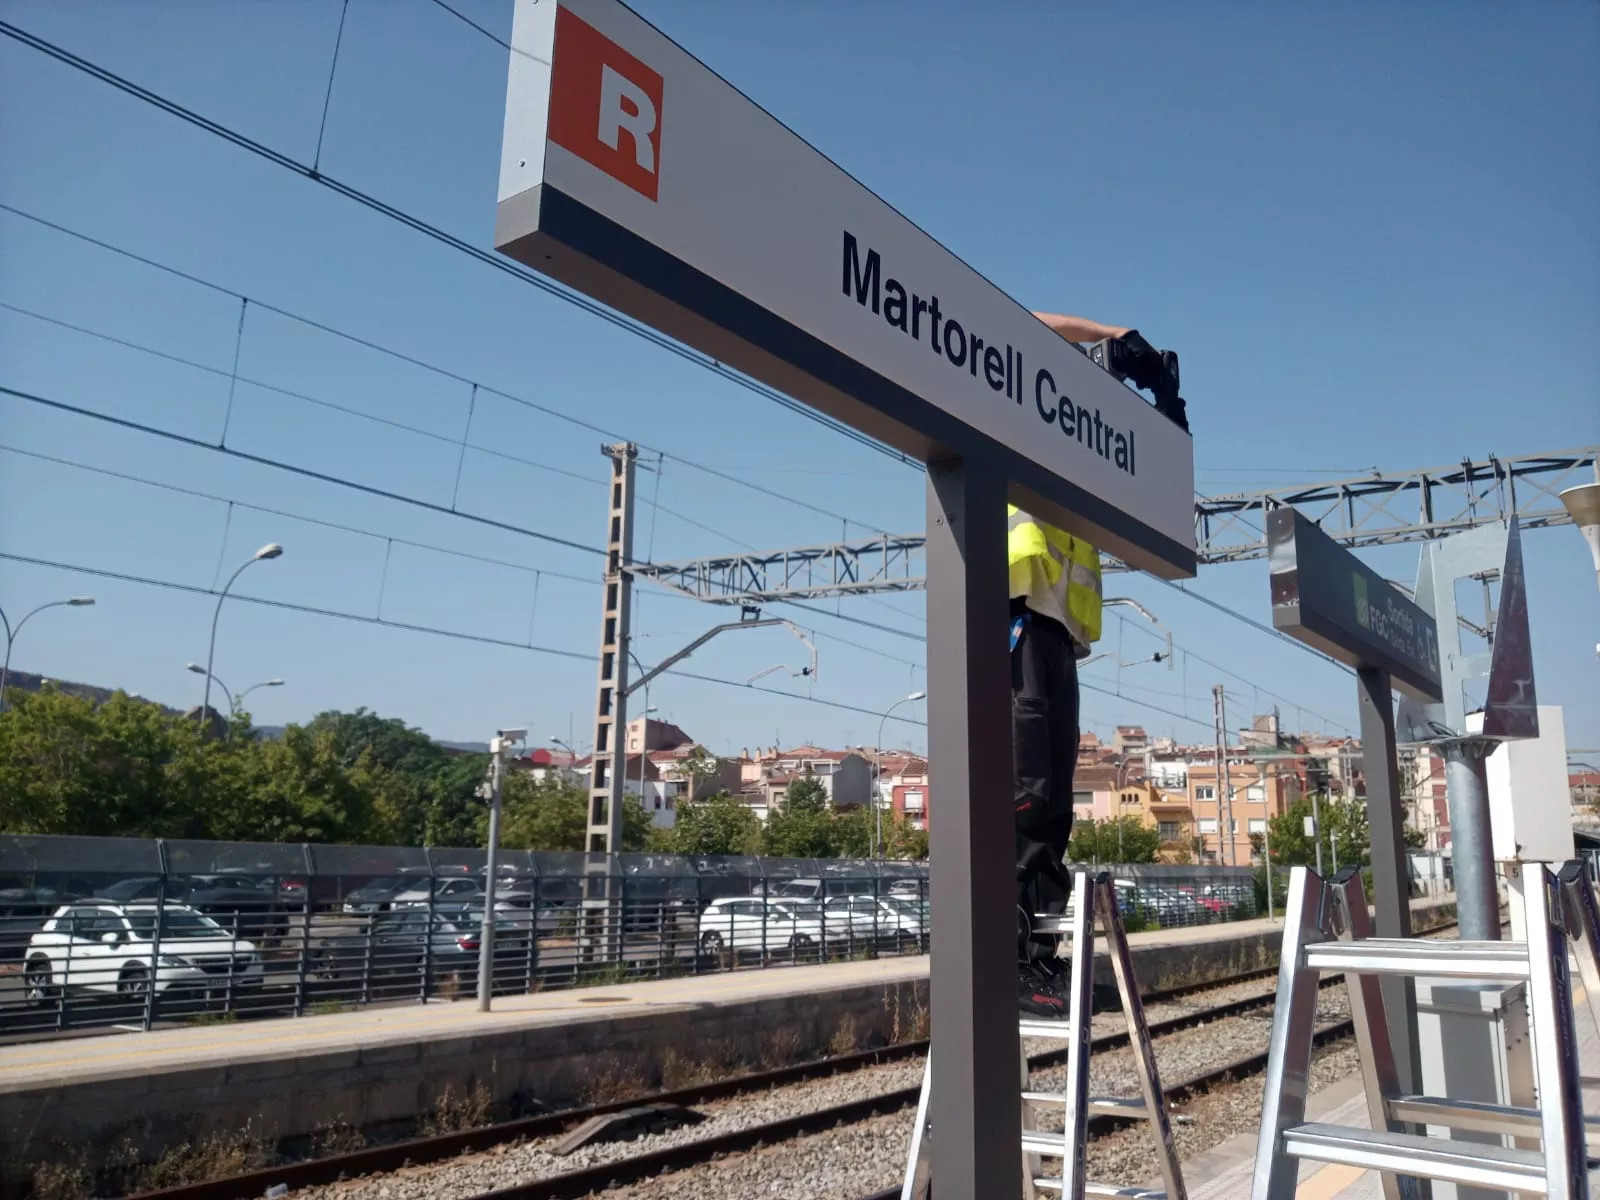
left=1, top=0, right=1596, bottom=759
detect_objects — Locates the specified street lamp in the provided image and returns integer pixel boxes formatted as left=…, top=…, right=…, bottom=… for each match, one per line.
left=237, top=678, right=285, bottom=712
left=874, top=690, right=926, bottom=858
left=200, top=543, right=281, bottom=727
left=186, top=662, right=234, bottom=719
left=636, top=704, right=659, bottom=805
left=0, top=596, right=95, bottom=714
left=1559, top=480, right=1600, bottom=594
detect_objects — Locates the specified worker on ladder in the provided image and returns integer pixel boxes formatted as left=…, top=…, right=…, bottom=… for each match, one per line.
left=1012, top=313, right=1160, bottom=1017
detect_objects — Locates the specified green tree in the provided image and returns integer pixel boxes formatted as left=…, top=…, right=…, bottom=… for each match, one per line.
left=0, top=687, right=213, bottom=837
left=830, top=806, right=874, bottom=858
left=1067, top=816, right=1160, bottom=864
left=1252, top=796, right=1370, bottom=869
left=885, top=814, right=929, bottom=861
left=785, top=775, right=829, bottom=813
left=498, top=773, right=650, bottom=852
left=226, top=725, right=377, bottom=843
left=652, top=790, right=762, bottom=856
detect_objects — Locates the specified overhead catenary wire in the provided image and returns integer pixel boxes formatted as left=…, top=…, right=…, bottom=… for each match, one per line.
left=0, top=551, right=926, bottom=726
left=0, top=22, right=921, bottom=478
left=0, top=382, right=605, bottom=560
left=0, top=18, right=1375, bottom=725
left=0, top=201, right=893, bottom=536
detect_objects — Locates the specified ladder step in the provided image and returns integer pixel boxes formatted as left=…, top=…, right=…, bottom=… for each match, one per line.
left=1018, top=1016, right=1078, bottom=1039
left=1031, top=1175, right=1166, bottom=1197
left=1389, top=1094, right=1600, bottom=1153
left=1022, top=1092, right=1149, bottom=1118
left=1303, top=938, right=1530, bottom=980
left=1281, top=1122, right=1547, bottom=1193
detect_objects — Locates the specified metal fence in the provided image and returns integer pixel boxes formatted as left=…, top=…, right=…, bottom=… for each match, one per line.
left=0, top=834, right=1259, bottom=1043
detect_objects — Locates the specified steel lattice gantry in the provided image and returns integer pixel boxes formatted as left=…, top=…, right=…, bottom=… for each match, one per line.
left=631, top=534, right=927, bottom=603
left=1194, top=446, right=1598, bottom=564
left=629, top=448, right=1597, bottom=603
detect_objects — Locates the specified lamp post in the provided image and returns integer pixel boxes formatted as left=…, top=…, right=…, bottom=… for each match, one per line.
left=636, top=704, right=659, bottom=806
left=237, top=678, right=285, bottom=714
left=186, top=663, right=234, bottom=719
left=874, top=690, right=926, bottom=857
left=478, top=728, right=526, bottom=1011
left=1558, top=479, right=1600, bottom=594
left=200, top=543, right=282, bottom=727
left=0, top=597, right=95, bottom=713
left=550, top=736, right=587, bottom=784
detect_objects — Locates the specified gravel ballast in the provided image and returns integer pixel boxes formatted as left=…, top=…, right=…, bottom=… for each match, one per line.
left=289, top=973, right=1361, bottom=1200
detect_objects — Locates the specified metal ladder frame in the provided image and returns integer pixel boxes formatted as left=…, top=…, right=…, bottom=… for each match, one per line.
left=1251, top=862, right=1593, bottom=1200
left=902, top=869, right=1187, bottom=1200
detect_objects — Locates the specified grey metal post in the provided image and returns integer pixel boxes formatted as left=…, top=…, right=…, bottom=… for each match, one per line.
left=1441, top=739, right=1499, bottom=941
left=1310, top=786, right=1325, bottom=876
left=478, top=736, right=507, bottom=1012
left=1358, top=665, right=1422, bottom=1096
left=925, top=456, right=1016, bottom=1199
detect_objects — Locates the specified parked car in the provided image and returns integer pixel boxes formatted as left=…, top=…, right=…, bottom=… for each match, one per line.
left=92, top=876, right=287, bottom=940
left=0, top=887, right=80, bottom=962
left=339, top=868, right=463, bottom=914
left=875, top=897, right=930, bottom=948
left=822, top=894, right=893, bottom=943
left=886, top=879, right=929, bottom=901
left=309, top=907, right=531, bottom=984
left=23, top=902, right=262, bottom=1002
left=697, top=897, right=824, bottom=956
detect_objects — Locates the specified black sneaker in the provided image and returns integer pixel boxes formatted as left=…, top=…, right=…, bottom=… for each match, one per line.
left=1018, top=960, right=1068, bottom=1018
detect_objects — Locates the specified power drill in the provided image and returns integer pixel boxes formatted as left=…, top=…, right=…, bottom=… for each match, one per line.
left=1086, top=331, right=1189, bottom=433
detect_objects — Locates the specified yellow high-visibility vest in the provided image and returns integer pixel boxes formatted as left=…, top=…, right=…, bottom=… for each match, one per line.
left=1007, top=505, right=1102, bottom=650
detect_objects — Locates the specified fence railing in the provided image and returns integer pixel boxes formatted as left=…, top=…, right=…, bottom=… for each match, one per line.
left=0, top=834, right=1261, bottom=1043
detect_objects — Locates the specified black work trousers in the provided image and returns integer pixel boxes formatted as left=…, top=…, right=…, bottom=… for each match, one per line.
left=1012, top=603, right=1079, bottom=963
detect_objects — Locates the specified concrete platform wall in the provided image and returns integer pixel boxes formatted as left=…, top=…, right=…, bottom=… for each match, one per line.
left=1, top=896, right=1458, bottom=1191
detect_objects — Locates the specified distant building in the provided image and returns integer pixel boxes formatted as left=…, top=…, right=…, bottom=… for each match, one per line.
left=740, top=745, right=872, bottom=813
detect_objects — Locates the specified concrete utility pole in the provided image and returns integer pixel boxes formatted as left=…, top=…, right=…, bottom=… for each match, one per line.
left=1213, top=685, right=1236, bottom=867
left=587, top=444, right=637, bottom=855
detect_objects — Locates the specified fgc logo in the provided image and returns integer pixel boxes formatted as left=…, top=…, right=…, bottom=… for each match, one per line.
left=548, top=8, right=664, bottom=202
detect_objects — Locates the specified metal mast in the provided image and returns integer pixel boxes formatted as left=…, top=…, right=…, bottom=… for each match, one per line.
left=587, top=442, right=637, bottom=853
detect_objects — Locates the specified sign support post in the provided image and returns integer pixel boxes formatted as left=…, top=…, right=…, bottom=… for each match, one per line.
left=492, top=6, right=1197, bottom=1192
left=1356, top=664, right=1421, bottom=1093
left=1267, top=508, right=1443, bottom=1094
left=925, top=456, right=1017, bottom=1195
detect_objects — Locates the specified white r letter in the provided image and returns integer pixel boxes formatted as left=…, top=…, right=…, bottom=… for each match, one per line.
left=598, top=64, right=657, bottom=174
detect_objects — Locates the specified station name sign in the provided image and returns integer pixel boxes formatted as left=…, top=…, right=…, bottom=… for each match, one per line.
left=493, top=0, right=1196, bottom=577
left=1267, top=509, right=1442, bottom=701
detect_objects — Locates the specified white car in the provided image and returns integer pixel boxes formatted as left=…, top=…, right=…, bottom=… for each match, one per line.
left=23, top=902, right=263, bottom=1001
left=697, top=897, right=824, bottom=955
left=821, top=895, right=890, bottom=943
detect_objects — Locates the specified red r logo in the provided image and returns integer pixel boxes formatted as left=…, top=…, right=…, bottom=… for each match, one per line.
left=548, top=7, right=664, bottom=202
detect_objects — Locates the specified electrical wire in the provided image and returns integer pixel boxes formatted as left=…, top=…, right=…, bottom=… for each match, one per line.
left=0, top=201, right=894, bottom=535
left=0, top=19, right=1378, bottom=715
left=0, top=299, right=610, bottom=492
left=0, top=22, right=920, bottom=476
left=0, top=550, right=925, bottom=725
left=0, top=442, right=601, bottom=589
left=0, top=382, right=605, bottom=560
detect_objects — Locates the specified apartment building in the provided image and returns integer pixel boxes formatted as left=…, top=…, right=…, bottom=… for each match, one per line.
left=877, top=752, right=930, bottom=831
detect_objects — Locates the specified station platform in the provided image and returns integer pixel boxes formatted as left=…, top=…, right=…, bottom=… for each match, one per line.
left=0, top=898, right=1456, bottom=1189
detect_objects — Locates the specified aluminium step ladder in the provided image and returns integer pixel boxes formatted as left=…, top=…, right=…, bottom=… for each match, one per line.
left=1251, top=862, right=1598, bottom=1200
left=901, top=869, right=1187, bottom=1200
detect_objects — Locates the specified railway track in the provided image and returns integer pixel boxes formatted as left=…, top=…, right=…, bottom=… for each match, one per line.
left=129, top=920, right=1458, bottom=1200
left=124, top=968, right=1314, bottom=1200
